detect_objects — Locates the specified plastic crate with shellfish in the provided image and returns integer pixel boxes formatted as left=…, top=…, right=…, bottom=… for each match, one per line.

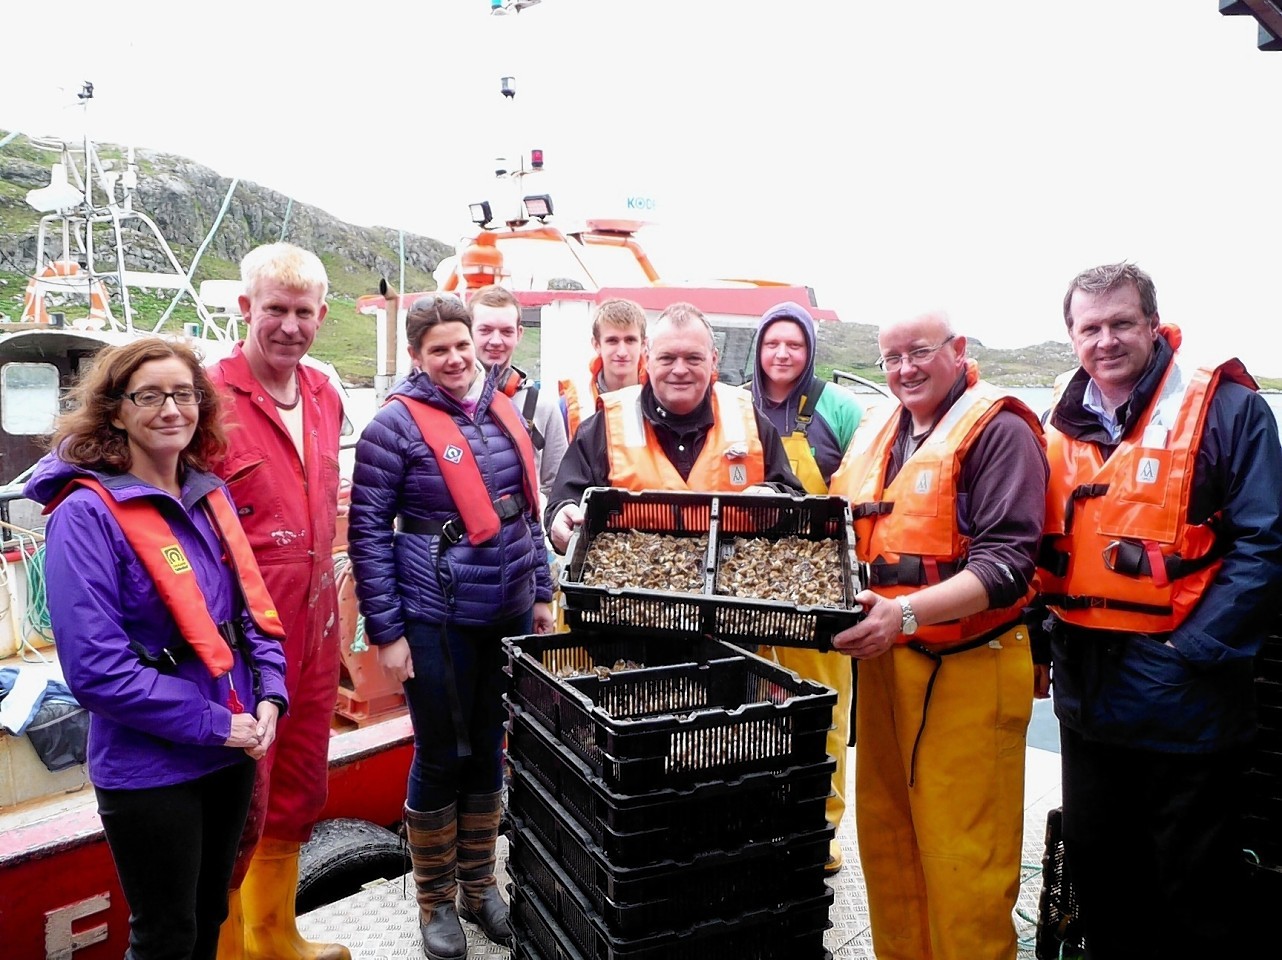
left=559, top=488, right=864, bottom=649
left=504, top=687, right=833, bottom=867
left=501, top=630, right=836, bottom=792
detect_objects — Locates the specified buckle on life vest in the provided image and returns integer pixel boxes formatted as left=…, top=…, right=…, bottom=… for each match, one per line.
left=1101, top=540, right=1121, bottom=572
left=439, top=517, right=467, bottom=545
left=1101, top=540, right=1152, bottom=579
left=493, top=492, right=528, bottom=521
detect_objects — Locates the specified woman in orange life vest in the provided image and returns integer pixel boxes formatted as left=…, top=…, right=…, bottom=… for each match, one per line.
left=347, top=295, right=554, bottom=960
left=24, top=338, right=289, bottom=960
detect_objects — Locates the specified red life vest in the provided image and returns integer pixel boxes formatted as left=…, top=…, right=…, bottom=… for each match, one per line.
left=47, top=477, right=285, bottom=678
left=391, top=391, right=540, bottom=546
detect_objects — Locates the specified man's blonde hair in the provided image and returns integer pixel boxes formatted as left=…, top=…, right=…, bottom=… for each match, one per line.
left=240, top=242, right=329, bottom=301
left=592, top=298, right=647, bottom=341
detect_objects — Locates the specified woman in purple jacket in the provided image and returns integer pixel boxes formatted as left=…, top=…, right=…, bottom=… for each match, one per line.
left=24, top=338, right=288, bottom=960
left=349, top=295, right=553, bottom=960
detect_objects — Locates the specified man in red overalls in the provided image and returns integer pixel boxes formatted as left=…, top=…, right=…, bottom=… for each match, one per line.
left=212, top=243, right=348, bottom=960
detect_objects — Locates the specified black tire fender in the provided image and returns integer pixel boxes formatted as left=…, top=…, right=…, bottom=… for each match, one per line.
left=296, top=818, right=405, bottom=915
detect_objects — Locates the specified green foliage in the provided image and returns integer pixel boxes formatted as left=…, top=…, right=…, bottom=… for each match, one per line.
left=311, top=298, right=376, bottom=382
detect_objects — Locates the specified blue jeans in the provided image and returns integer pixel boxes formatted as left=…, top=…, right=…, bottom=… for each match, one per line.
left=403, top=612, right=532, bottom=810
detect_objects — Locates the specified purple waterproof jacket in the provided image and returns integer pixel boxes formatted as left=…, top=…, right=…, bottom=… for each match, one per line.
left=24, top=455, right=289, bottom=790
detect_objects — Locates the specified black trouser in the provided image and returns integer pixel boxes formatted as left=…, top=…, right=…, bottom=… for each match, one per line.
left=1059, top=727, right=1262, bottom=959
left=96, top=760, right=256, bottom=960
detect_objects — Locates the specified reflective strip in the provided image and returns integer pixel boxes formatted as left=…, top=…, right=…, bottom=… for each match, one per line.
left=917, top=382, right=1008, bottom=453
left=617, top=390, right=648, bottom=448
left=713, top=383, right=749, bottom=443
left=1143, top=359, right=1195, bottom=445
left=846, top=402, right=898, bottom=459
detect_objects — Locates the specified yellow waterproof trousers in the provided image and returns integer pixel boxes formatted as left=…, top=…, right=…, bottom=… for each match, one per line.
left=768, top=646, right=852, bottom=833
left=854, top=623, right=1032, bottom=960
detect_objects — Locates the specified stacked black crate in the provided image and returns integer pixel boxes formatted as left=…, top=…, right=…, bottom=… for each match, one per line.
left=1244, top=622, right=1282, bottom=906
left=502, top=489, right=862, bottom=960
left=503, top=631, right=836, bottom=960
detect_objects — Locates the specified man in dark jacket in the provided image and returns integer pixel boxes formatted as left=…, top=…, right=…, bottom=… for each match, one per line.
left=546, top=302, right=801, bottom=552
left=1036, top=262, right=1282, bottom=958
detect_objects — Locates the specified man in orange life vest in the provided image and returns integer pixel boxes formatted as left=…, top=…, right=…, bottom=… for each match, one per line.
left=210, top=243, right=349, bottom=960
left=469, top=284, right=568, bottom=507
left=1032, top=263, right=1282, bottom=958
left=828, top=310, right=1048, bottom=960
left=558, top=297, right=648, bottom=440
left=546, top=301, right=801, bottom=551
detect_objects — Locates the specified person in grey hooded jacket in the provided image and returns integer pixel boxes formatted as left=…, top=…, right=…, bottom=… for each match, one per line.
left=745, top=300, right=864, bottom=874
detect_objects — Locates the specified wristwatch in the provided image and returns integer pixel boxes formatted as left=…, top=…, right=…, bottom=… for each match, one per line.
left=897, top=596, right=919, bottom=636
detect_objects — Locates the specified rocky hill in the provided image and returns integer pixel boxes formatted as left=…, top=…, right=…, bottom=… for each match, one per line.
left=0, top=133, right=452, bottom=294
left=1, top=132, right=1079, bottom=385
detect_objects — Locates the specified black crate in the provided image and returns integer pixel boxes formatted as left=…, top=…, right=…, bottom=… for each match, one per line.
left=561, top=489, right=716, bottom=636
left=1036, top=806, right=1085, bottom=960
left=504, top=631, right=743, bottom=740
left=510, top=847, right=832, bottom=960
left=504, top=649, right=836, bottom=792
left=506, top=706, right=832, bottom=866
left=511, top=919, right=832, bottom=960
left=708, top=493, right=861, bottom=650
left=560, top=488, right=863, bottom=649
left=508, top=768, right=830, bottom=938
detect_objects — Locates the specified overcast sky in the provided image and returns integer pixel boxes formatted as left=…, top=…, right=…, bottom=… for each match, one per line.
left=1, top=1, right=1277, bottom=371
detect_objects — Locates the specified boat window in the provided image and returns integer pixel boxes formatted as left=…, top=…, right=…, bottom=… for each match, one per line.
left=1, top=363, right=61, bottom=435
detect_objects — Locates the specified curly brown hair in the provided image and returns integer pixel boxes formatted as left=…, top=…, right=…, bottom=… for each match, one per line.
left=51, top=338, right=227, bottom=474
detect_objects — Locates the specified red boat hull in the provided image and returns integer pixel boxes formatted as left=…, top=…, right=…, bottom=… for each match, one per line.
left=0, top=716, right=413, bottom=958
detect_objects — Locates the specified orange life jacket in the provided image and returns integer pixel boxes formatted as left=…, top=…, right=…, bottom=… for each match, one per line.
left=559, top=373, right=596, bottom=441
left=48, top=477, right=285, bottom=678
left=560, top=354, right=648, bottom=440
left=1039, top=337, right=1255, bottom=634
left=392, top=392, right=540, bottom=546
left=601, top=382, right=765, bottom=492
left=830, top=362, right=1043, bottom=646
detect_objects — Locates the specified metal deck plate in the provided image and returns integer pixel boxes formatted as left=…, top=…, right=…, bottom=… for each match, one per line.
left=299, top=746, right=1063, bottom=959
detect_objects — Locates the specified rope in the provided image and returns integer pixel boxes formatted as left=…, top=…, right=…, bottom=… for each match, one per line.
left=21, top=539, right=54, bottom=650
left=158, top=176, right=240, bottom=328
left=279, top=197, right=294, bottom=241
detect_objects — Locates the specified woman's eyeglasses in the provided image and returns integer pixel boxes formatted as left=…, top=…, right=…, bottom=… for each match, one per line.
left=122, top=388, right=205, bottom=407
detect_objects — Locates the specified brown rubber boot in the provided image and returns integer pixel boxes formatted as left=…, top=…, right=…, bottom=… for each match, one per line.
left=405, top=803, right=468, bottom=960
left=241, top=837, right=351, bottom=960
left=456, top=791, right=513, bottom=948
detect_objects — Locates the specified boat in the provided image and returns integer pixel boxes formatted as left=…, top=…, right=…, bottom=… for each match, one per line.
left=0, top=88, right=417, bottom=959
left=0, top=6, right=895, bottom=954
